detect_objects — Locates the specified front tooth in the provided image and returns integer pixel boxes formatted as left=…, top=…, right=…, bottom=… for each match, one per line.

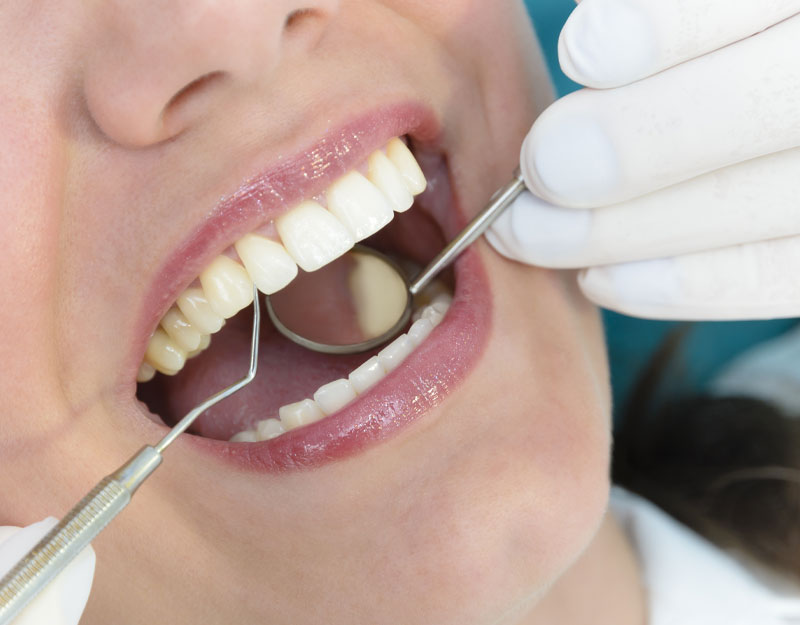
left=378, top=334, right=415, bottom=373
left=407, top=317, right=434, bottom=347
left=368, top=150, right=414, bottom=213
left=137, top=362, right=156, bottom=383
left=386, top=138, right=427, bottom=195
left=177, top=288, right=225, bottom=334
left=313, top=378, right=357, bottom=416
left=256, top=418, right=286, bottom=440
left=234, top=234, right=298, bottom=295
left=160, top=307, right=202, bottom=352
left=145, top=328, right=187, bottom=375
left=348, top=355, right=386, bottom=394
left=279, top=398, right=325, bottom=430
left=276, top=200, right=355, bottom=272
left=326, top=171, right=394, bottom=241
left=200, top=256, right=254, bottom=319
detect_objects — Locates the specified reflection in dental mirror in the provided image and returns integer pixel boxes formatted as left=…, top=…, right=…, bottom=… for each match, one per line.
left=266, top=247, right=411, bottom=354
left=267, top=170, right=526, bottom=355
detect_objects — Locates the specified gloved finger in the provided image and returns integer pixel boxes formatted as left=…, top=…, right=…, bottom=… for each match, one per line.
left=559, top=0, right=800, bottom=88
left=0, top=519, right=95, bottom=625
left=523, top=14, right=800, bottom=208
left=495, top=147, right=800, bottom=268
left=578, top=236, right=800, bottom=320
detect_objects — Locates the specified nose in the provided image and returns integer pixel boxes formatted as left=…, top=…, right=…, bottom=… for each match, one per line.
left=83, top=1, right=339, bottom=148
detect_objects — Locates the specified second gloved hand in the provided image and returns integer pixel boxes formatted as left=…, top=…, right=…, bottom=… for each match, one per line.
left=0, top=519, right=95, bottom=625
left=489, top=0, right=800, bottom=320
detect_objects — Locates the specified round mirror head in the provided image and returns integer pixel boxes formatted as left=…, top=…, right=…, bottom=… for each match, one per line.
left=266, top=246, right=412, bottom=354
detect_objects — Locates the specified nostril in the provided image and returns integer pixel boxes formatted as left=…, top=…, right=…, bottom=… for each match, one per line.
left=165, top=71, right=225, bottom=116
left=282, top=7, right=331, bottom=52
left=284, top=8, right=316, bottom=31
left=161, top=71, right=226, bottom=138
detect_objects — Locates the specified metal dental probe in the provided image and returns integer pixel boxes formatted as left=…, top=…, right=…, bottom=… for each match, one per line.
left=0, top=287, right=262, bottom=624
left=266, top=168, right=527, bottom=354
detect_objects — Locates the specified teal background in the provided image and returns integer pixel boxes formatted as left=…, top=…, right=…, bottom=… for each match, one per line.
left=521, top=0, right=797, bottom=416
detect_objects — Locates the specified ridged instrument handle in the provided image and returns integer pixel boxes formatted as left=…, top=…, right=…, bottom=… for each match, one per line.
left=0, top=446, right=162, bottom=624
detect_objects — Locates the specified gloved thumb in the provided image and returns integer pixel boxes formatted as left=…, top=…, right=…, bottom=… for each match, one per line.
left=487, top=186, right=591, bottom=268
left=0, top=518, right=95, bottom=625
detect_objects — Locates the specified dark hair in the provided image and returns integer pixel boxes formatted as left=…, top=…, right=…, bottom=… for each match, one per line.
left=612, top=326, right=800, bottom=581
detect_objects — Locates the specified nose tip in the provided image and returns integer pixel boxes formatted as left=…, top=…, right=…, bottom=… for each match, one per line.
left=83, top=1, right=340, bottom=148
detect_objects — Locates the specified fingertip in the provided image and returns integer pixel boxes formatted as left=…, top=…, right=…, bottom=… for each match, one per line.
left=579, top=258, right=682, bottom=318
left=521, top=110, right=620, bottom=208
left=559, top=0, right=656, bottom=88
left=488, top=191, right=592, bottom=267
left=0, top=518, right=95, bottom=625
left=59, top=544, right=96, bottom=625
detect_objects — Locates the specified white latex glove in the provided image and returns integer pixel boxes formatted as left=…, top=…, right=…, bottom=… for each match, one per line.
left=0, top=519, right=95, bottom=625
left=489, top=0, right=800, bottom=320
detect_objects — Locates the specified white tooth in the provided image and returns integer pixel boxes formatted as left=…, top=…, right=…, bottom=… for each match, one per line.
left=313, top=378, right=357, bottom=416
left=256, top=418, right=286, bottom=440
left=177, top=288, right=225, bottom=334
left=348, top=356, right=386, bottom=394
left=145, top=328, right=187, bottom=375
left=378, top=334, right=415, bottom=373
left=386, top=138, right=427, bottom=195
left=187, top=334, right=212, bottom=359
left=186, top=333, right=211, bottom=359
left=326, top=171, right=394, bottom=241
left=367, top=149, right=414, bottom=213
left=279, top=398, right=325, bottom=430
left=137, top=362, right=156, bottom=383
left=276, top=200, right=354, bottom=272
left=421, top=305, right=445, bottom=327
left=234, top=234, right=298, bottom=295
left=407, top=317, right=434, bottom=347
left=200, top=256, right=254, bottom=319
left=230, top=430, right=258, bottom=443
left=430, top=293, right=453, bottom=311
left=160, top=307, right=202, bottom=352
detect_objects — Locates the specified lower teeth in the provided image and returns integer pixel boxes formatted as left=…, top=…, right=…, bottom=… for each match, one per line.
left=228, top=293, right=452, bottom=443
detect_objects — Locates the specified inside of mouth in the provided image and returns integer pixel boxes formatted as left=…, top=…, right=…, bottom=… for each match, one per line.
left=137, top=205, right=451, bottom=442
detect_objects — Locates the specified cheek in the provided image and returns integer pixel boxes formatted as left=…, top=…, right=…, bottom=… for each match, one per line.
left=0, top=91, right=67, bottom=404
left=345, top=411, right=609, bottom=625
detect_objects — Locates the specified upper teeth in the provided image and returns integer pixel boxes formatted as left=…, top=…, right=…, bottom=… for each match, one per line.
left=137, top=137, right=427, bottom=382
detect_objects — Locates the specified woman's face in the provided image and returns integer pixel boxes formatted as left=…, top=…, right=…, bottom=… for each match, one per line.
left=0, top=2, right=611, bottom=623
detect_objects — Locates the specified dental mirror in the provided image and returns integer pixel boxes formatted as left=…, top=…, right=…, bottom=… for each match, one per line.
left=266, top=170, right=526, bottom=354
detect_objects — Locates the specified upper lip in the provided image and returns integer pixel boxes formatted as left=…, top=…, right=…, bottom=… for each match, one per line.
left=125, top=101, right=441, bottom=388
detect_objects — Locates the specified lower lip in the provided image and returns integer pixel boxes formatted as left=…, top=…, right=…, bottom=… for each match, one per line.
left=186, top=247, right=491, bottom=471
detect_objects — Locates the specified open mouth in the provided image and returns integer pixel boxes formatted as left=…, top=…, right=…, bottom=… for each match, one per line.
left=133, top=106, right=492, bottom=470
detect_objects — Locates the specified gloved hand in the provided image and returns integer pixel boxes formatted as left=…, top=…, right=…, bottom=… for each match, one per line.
left=0, top=519, right=95, bottom=625
left=489, top=0, right=800, bottom=319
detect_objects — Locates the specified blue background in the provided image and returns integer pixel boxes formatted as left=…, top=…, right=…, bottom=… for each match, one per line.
left=521, top=0, right=797, bottom=415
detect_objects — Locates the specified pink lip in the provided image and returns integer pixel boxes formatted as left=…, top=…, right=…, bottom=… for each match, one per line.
left=128, top=100, right=493, bottom=471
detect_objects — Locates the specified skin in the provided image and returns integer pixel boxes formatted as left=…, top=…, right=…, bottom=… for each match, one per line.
left=0, top=1, right=645, bottom=623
